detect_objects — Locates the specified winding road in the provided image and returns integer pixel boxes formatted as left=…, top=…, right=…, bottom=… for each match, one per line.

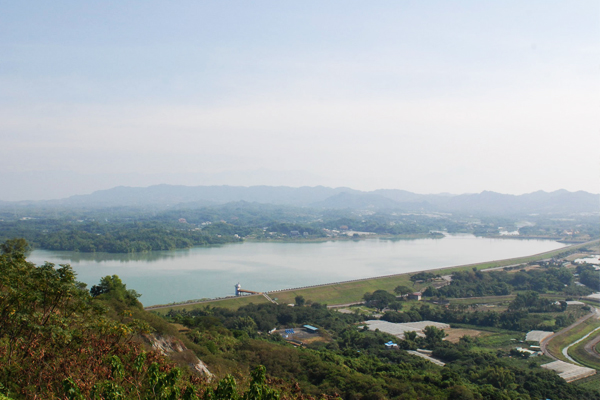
left=541, top=305, right=600, bottom=365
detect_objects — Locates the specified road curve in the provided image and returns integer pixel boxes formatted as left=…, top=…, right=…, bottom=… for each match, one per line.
left=584, top=331, right=600, bottom=358
left=541, top=306, right=600, bottom=362
left=562, top=325, right=600, bottom=364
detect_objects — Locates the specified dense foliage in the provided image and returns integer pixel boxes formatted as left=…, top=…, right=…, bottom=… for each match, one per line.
left=577, top=264, right=600, bottom=291
left=1, top=201, right=597, bottom=253
left=0, top=239, right=174, bottom=398
left=423, top=266, right=576, bottom=299
left=164, top=301, right=600, bottom=400
left=381, top=300, right=575, bottom=332
left=0, top=220, right=241, bottom=253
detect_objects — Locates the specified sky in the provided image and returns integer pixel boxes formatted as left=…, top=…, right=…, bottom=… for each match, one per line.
left=1, top=1, right=599, bottom=201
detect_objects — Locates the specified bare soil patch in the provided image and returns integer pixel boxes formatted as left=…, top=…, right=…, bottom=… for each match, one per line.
left=444, top=328, right=488, bottom=343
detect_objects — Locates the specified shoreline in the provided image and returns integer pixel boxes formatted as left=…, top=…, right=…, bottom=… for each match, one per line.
left=245, top=232, right=444, bottom=243
left=28, top=232, right=584, bottom=257
left=145, top=238, right=598, bottom=312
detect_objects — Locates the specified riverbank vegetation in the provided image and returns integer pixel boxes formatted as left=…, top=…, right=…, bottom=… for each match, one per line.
left=162, top=301, right=599, bottom=399
left=0, top=220, right=243, bottom=253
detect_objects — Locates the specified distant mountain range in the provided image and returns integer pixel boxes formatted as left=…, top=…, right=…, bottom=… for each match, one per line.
left=2, top=185, right=598, bottom=215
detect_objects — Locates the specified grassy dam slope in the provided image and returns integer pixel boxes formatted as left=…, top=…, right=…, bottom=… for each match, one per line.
left=148, top=239, right=598, bottom=313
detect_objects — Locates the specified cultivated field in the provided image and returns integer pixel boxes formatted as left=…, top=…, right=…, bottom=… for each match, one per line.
left=443, top=328, right=488, bottom=343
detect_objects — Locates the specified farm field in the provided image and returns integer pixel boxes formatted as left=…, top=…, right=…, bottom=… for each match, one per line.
left=443, top=328, right=488, bottom=343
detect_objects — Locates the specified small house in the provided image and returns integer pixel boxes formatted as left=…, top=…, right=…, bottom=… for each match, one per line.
left=408, top=292, right=422, bottom=301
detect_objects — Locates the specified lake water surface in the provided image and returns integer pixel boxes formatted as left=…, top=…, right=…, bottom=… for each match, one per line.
left=28, top=235, right=566, bottom=306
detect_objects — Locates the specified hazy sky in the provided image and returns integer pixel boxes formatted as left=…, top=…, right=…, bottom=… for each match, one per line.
left=1, top=1, right=598, bottom=200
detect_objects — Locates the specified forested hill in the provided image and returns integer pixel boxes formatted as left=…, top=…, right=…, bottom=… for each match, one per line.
left=4, top=185, right=599, bottom=215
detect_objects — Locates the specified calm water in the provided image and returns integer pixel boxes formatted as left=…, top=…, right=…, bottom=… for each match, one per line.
left=27, top=235, right=566, bottom=306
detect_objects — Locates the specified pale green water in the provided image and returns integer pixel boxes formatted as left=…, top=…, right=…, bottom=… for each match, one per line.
left=28, top=235, right=566, bottom=306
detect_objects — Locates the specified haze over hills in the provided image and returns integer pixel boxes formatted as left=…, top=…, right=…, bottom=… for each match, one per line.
left=2, top=185, right=598, bottom=216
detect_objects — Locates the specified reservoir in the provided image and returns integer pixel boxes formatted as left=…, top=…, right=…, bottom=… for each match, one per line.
left=27, top=235, right=566, bottom=307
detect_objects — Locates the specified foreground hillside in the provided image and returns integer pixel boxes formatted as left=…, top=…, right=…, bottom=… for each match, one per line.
left=0, top=239, right=301, bottom=399
left=1, top=238, right=600, bottom=399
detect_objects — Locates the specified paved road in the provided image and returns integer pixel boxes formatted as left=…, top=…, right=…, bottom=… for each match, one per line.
left=562, top=325, right=600, bottom=363
left=327, top=302, right=364, bottom=309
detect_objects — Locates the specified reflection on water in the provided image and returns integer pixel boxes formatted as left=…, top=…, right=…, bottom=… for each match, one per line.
left=27, top=236, right=566, bottom=307
left=28, top=245, right=231, bottom=263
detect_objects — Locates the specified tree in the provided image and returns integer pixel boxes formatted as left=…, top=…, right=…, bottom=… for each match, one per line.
left=231, top=316, right=259, bottom=334
left=393, top=285, right=413, bottom=296
left=90, top=275, right=142, bottom=308
left=388, top=301, right=403, bottom=311
left=423, top=326, right=447, bottom=346
left=294, top=295, right=305, bottom=307
left=244, top=365, right=281, bottom=400
left=410, top=272, right=437, bottom=285
left=508, top=291, right=540, bottom=310
left=0, top=238, right=29, bottom=258
left=482, top=366, right=515, bottom=390
left=579, top=265, right=600, bottom=290
left=448, top=385, right=475, bottom=400
left=363, top=290, right=396, bottom=311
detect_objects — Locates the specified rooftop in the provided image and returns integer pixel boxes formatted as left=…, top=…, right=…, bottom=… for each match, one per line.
left=525, top=330, right=553, bottom=343
left=364, top=320, right=449, bottom=339
left=541, top=360, right=596, bottom=382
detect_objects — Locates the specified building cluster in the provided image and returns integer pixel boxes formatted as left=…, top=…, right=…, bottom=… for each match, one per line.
left=322, top=228, right=375, bottom=238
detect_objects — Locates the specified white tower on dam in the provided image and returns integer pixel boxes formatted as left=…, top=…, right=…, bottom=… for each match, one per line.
left=235, top=283, right=241, bottom=296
